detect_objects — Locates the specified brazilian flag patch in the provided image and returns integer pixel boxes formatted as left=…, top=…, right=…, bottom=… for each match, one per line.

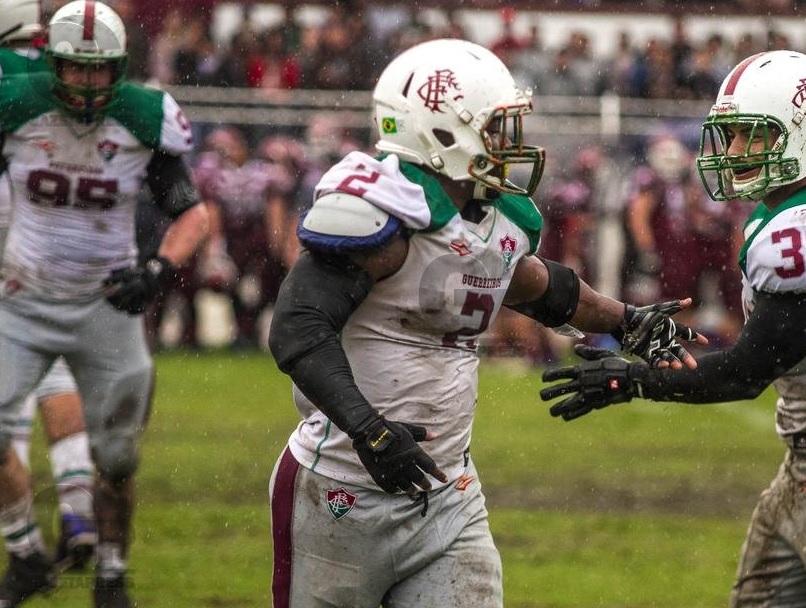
left=381, top=117, right=397, bottom=134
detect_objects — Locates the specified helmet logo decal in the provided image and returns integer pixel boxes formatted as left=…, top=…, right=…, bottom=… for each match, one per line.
left=417, top=69, right=462, bottom=114
left=792, top=79, right=806, bottom=109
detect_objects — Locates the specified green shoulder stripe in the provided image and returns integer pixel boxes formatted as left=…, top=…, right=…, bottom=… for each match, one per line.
left=0, top=48, right=47, bottom=76
left=0, top=72, right=56, bottom=133
left=107, top=83, right=165, bottom=149
left=739, top=190, right=806, bottom=275
left=494, top=192, right=543, bottom=254
left=396, top=161, right=458, bottom=231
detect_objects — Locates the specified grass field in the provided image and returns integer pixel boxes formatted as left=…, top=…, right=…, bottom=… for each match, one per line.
left=11, top=351, right=783, bottom=607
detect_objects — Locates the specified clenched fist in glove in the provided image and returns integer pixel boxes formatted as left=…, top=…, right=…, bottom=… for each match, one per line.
left=541, top=344, right=645, bottom=421
left=351, top=417, right=447, bottom=494
left=612, top=299, right=707, bottom=369
left=103, top=256, right=175, bottom=315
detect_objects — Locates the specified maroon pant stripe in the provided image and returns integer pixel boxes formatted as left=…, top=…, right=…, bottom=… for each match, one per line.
left=271, top=447, right=299, bottom=608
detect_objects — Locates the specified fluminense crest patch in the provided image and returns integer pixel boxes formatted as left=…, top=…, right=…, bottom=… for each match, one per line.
left=500, top=234, right=517, bottom=268
left=97, top=139, right=119, bottom=162
left=326, top=487, right=356, bottom=520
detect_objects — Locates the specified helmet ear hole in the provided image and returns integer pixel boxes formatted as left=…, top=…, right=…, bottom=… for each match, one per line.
left=432, top=129, right=455, bottom=148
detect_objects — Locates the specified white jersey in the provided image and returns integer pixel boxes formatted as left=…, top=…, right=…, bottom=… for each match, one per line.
left=288, top=152, right=543, bottom=489
left=740, top=192, right=806, bottom=439
left=0, top=73, right=193, bottom=300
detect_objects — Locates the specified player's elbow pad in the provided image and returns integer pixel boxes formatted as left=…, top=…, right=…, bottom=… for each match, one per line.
left=507, top=257, right=580, bottom=327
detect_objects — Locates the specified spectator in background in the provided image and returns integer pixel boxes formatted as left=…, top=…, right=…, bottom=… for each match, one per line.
left=603, top=30, right=642, bottom=96
left=669, top=16, right=693, bottom=87
left=567, top=31, right=602, bottom=96
left=112, top=0, right=149, bottom=82
left=705, top=33, right=734, bottom=84
left=540, top=45, right=586, bottom=96
left=510, top=23, right=551, bottom=92
left=622, top=133, right=745, bottom=339
left=684, top=47, right=720, bottom=100
left=174, top=16, right=232, bottom=86
left=640, top=37, right=682, bottom=99
left=194, top=126, right=295, bottom=349
left=489, top=6, right=523, bottom=68
left=245, top=26, right=301, bottom=89
left=149, top=7, right=186, bottom=84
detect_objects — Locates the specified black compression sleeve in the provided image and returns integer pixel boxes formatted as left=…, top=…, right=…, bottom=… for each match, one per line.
left=634, top=291, right=806, bottom=403
left=268, top=250, right=380, bottom=436
left=146, top=151, right=201, bottom=218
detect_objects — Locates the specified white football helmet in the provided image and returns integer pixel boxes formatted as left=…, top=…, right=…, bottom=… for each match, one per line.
left=46, top=0, right=128, bottom=122
left=0, top=0, right=42, bottom=44
left=697, top=50, right=806, bottom=202
left=373, top=38, right=545, bottom=197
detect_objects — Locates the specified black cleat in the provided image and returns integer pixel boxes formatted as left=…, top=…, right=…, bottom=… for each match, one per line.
left=93, top=575, right=132, bottom=608
left=0, top=552, right=57, bottom=607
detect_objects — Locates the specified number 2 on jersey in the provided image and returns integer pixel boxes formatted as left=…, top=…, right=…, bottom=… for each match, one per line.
left=442, top=292, right=495, bottom=350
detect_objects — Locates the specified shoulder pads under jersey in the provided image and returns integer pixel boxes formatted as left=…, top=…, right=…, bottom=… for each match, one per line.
left=298, top=192, right=402, bottom=252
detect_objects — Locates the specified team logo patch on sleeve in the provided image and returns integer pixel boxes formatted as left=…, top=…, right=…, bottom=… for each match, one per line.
left=326, top=488, right=357, bottom=520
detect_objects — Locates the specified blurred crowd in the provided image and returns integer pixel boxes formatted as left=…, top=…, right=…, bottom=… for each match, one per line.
left=121, top=1, right=800, bottom=100
left=112, top=0, right=769, bottom=358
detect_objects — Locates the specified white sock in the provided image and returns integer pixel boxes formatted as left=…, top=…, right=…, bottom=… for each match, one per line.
left=96, top=542, right=126, bottom=579
left=50, top=433, right=95, bottom=518
left=0, top=494, right=46, bottom=558
left=11, top=394, right=37, bottom=468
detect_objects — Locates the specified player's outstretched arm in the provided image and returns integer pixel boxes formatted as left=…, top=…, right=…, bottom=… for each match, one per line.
left=541, top=291, right=806, bottom=421
left=504, top=256, right=706, bottom=369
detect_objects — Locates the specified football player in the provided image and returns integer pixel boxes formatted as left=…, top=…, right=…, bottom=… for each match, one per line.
left=0, top=2, right=209, bottom=607
left=0, top=0, right=97, bottom=577
left=268, top=38, right=704, bottom=608
left=541, top=50, right=806, bottom=607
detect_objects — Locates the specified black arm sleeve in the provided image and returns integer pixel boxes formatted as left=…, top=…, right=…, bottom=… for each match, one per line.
left=634, top=291, right=806, bottom=403
left=505, top=257, right=580, bottom=327
left=268, top=250, right=380, bottom=437
left=145, top=151, right=201, bottom=219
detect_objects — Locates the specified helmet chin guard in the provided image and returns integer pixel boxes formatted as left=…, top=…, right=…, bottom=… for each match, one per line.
left=373, top=38, right=545, bottom=197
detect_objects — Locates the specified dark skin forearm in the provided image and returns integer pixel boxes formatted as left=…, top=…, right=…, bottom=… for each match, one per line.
left=568, top=279, right=626, bottom=333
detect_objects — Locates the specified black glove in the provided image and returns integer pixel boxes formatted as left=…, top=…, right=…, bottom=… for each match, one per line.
left=612, top=301, right=700, bottom=367
left=103, top=256, right=174, bottom=315
left=540, top=344, right=645, bottom=421
left=351, top=417, right=445, bottom=494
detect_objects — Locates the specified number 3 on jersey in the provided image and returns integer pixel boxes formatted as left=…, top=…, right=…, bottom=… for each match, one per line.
left=772, top=227, right=806, bottom=278
left=28, top=169, right=119, bottom=209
